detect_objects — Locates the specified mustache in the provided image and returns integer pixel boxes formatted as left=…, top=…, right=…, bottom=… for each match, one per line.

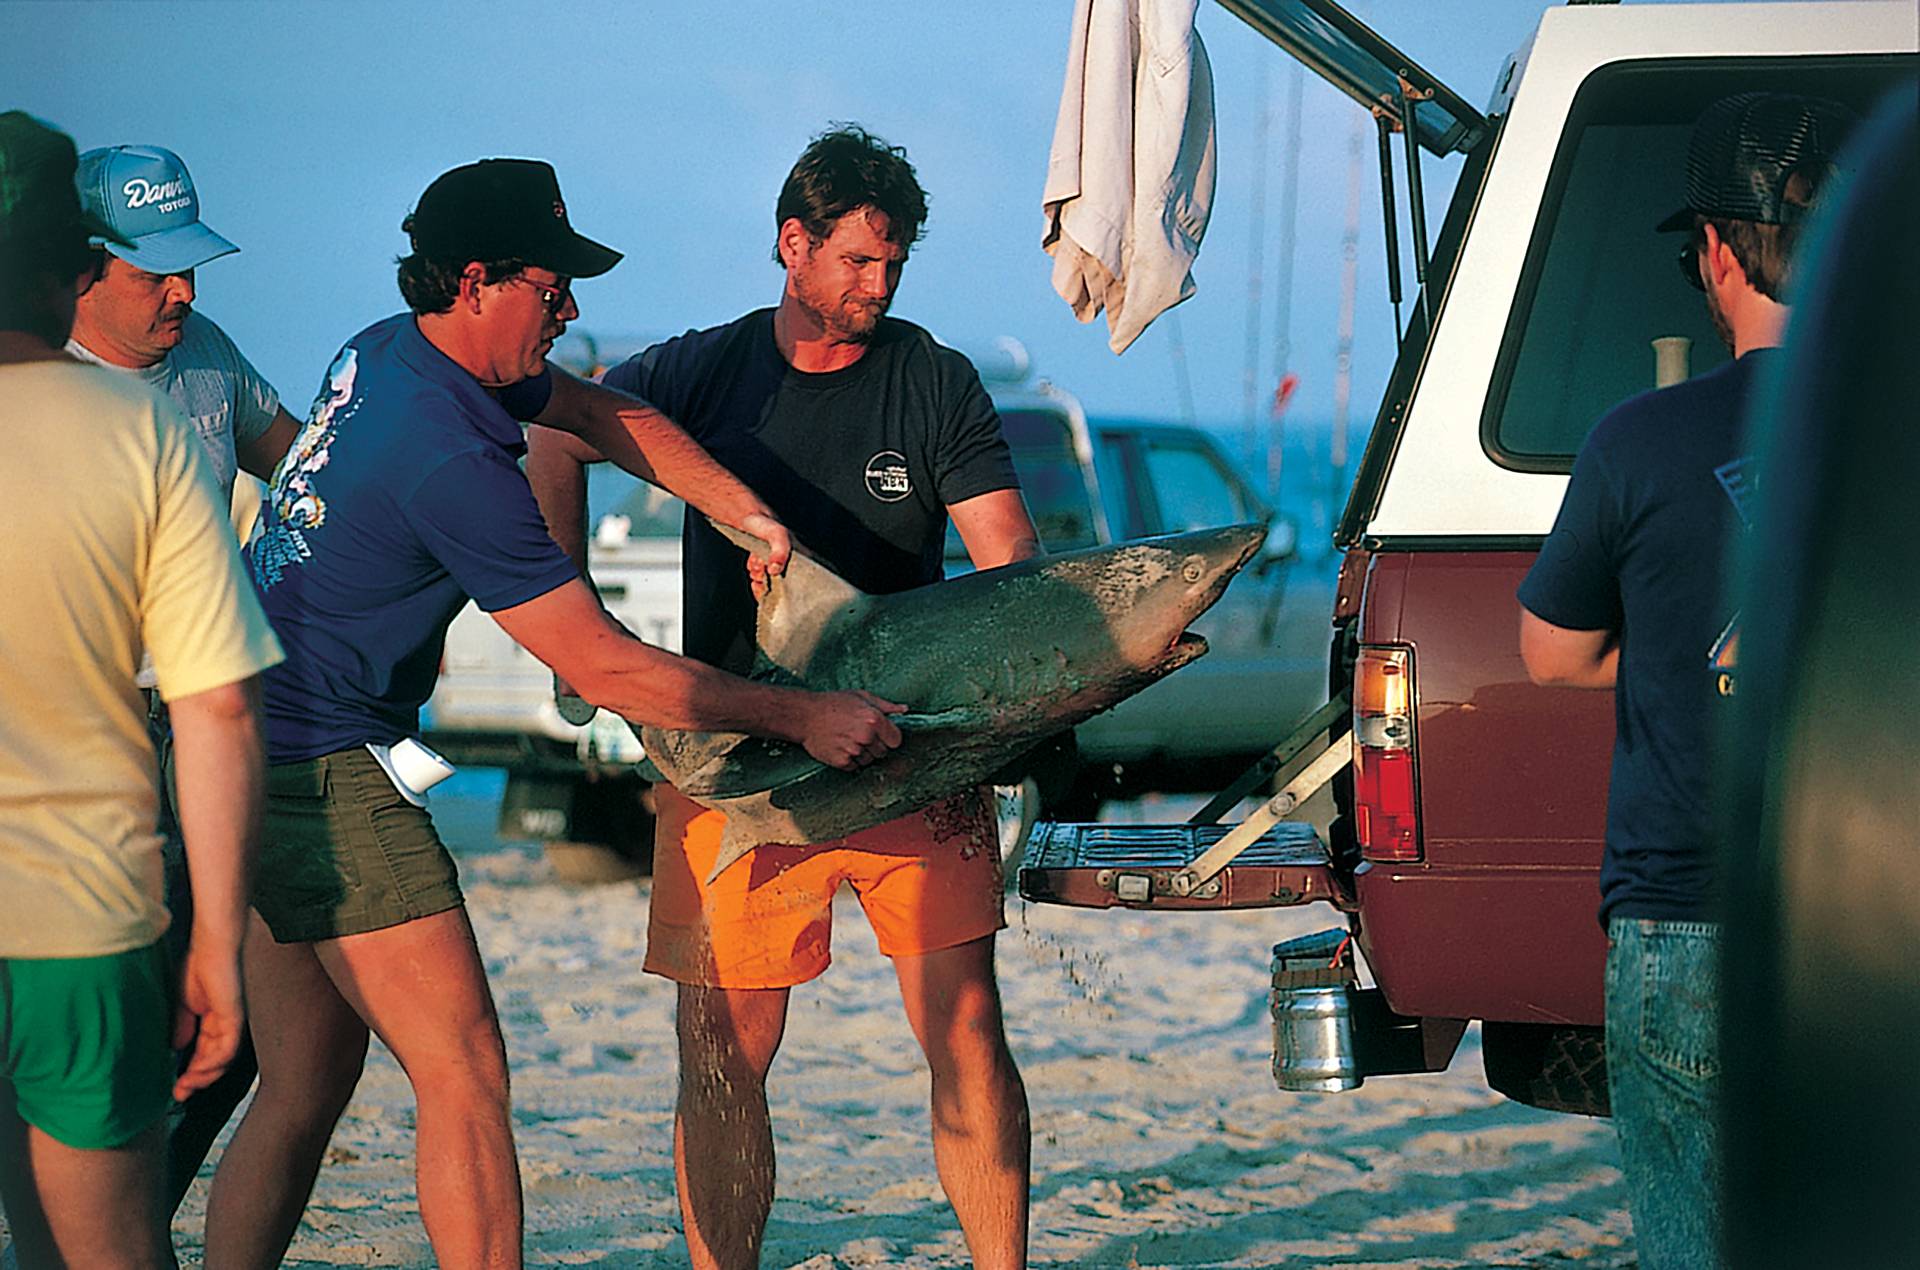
left=158, top=303, right=192, bottom=324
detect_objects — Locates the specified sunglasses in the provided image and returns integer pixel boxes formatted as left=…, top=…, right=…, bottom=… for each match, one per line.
left=507, top=273, right=573, bottom=315
left=1677, top=234, right=1706, bottom=293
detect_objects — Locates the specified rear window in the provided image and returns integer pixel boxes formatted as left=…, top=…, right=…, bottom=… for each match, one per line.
left=1484, top=55, right=1913, bottom=471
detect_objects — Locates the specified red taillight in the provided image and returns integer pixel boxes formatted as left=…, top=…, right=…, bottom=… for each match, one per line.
left=1353, top=645, right=1420, bottom=861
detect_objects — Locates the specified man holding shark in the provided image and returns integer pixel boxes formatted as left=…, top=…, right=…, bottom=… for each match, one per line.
left=203, top=156, right=905, bottom=1270
left=528, top=126, right=1040, bottom=1269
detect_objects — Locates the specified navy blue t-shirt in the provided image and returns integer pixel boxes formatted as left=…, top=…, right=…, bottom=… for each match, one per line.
left=603, top=310, right=1019, bottom=674
left=247, top=314, right=577, bottom=763
left=1518, top=351, right=1767, bottom=925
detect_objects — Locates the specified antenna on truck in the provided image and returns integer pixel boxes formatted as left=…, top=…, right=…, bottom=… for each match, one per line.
left=1218, top=0, right=1485, bottom=346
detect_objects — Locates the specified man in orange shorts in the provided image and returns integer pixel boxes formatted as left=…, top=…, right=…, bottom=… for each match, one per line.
left=529, top=125, right=1040, bottom=1270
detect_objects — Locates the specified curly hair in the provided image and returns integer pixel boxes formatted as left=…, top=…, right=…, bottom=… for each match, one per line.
left=394, top=214, right=526, bottom=315
left=771, top=124, right=929, bottom=265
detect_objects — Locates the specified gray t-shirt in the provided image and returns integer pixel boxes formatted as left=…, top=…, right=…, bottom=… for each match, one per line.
left=68, top=310, right=280, bottom=498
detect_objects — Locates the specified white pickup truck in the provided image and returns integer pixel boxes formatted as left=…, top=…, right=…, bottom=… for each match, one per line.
left=422, top=352, right=1335, bottom=862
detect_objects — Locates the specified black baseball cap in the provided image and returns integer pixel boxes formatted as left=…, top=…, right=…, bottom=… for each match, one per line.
left=1656, top=92, right=1858, bottom=233
left=0, top=111, right=132, bottom=252
left=404, top=157, right=622, bottom=278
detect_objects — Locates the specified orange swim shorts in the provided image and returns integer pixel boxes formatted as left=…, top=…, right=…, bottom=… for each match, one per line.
left=643, top=783, right=1006, bottom=989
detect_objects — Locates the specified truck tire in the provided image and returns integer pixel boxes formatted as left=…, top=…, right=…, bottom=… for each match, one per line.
left=505, top=768, right=656, bottom=883
left=1480, top=1021, right=1609, bottom=1118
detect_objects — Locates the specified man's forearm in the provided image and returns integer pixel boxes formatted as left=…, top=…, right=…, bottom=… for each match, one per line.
left=167, top=678, right=267, bottom=945
left=526, top=425, right=592, bottom=573
left=546, top=618, right=807, bottom=737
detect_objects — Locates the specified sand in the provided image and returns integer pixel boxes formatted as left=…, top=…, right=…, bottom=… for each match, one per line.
left=3, top=776, right=1632, bottom=1267
left=147, top=803, right=1632, bottom=1268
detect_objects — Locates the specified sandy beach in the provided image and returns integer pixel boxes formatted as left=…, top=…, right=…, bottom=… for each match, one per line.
left=124, top=777, right=1635, bottom=1268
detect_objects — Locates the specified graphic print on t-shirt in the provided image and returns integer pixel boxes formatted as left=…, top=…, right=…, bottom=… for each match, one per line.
left=251, top=346, right=356, bottom=587
left=1709, top=455, right=1756, bottom=695
left=863, top=449, right=912, bottom=502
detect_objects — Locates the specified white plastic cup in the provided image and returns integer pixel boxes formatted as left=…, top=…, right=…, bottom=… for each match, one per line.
left=365, top=737, right=456, bottom=807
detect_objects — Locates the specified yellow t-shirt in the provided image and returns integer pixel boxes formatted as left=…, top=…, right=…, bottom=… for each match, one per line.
left=0, top=360, right=284, bottom=958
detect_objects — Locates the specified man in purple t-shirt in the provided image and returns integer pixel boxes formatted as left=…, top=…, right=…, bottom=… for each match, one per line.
left=204, top=157, right=903, bottom=1270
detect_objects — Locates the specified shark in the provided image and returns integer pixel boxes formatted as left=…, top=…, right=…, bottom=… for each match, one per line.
left=640, top=521, right=1267, bottom=879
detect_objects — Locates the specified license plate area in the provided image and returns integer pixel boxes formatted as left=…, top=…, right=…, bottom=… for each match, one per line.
left=1018, top=821, right=1346, bottom=910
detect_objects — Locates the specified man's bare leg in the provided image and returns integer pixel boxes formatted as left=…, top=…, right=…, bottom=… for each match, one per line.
left=673, top=984, right=790, bottom=1270
left=317, top=907, right=522, bottom=1270
left=0, top=1100, right=172, bottom=1270
left=893, top=936, right=1029, bottom=1270
left=206, top=907, right=518, bottom=1269
left=204, top=914, right=369, bottom=1269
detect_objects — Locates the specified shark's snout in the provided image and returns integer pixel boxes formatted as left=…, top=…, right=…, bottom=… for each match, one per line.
left=1177, top=523, right=1267, bottom=606
left=1117, top=523, right=1267, bottom=669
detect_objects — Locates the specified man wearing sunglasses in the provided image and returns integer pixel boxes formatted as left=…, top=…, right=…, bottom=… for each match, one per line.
left=1516, top=92, right=1856, bottom=1270
left=202, top=157, right=902, bottom=1270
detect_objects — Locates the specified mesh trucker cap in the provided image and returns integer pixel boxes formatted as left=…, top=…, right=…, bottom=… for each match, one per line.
left=404, top=158, right=622, bottom=278
left=76, top=144, right=238, bottom=274
left=1656, top=92, right=1859, bottom=233
left=0, top=112, right=130, bottom=252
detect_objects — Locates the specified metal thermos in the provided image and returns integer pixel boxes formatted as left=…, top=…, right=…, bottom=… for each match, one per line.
left=1270, top=928, right=1362, bottom=1092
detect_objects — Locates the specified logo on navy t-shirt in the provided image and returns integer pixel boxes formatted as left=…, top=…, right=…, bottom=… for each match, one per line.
left=1709, top=455, right=1756, bottom=696
left=863, top=450, right=911, bottom=502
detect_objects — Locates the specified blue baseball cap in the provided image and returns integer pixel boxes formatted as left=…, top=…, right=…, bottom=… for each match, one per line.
left=75, top=144, right=237, bottom=274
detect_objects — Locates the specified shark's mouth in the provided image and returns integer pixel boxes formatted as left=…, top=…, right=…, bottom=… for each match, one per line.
left=1170, top=630, right=1210, bottom=662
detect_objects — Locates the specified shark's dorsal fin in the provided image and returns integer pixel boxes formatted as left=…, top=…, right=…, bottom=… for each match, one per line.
left=712, top=520, right=871, bottom=680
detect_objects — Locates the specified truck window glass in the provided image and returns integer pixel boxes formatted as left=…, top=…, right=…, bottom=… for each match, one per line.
left=589, top=465, right=685, bottom=539
left=1140, top=441, right=1247, bottom=532
left=1484, top=56, right=1907, bottom=471
left=998, top=408, right=1100, bottom=552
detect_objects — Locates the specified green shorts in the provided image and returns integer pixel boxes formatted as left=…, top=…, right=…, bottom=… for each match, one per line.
left=254, top=747, right=463, bottom=943
left=1, top=942, right=175, bottom=1149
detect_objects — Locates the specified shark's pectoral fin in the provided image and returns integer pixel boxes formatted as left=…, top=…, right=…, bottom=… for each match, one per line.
left=710, top=519, right=871, bottom=678
left=670, top=735, right=824, bottom=799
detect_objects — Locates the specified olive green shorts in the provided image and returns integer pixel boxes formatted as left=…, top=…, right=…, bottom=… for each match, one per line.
left=254, top=748, right=463, bottom=944
left=1, top=942, right=175, bottom=1149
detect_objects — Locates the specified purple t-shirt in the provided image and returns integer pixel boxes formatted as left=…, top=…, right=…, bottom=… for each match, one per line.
left=247, top=313, right=575, bottom=762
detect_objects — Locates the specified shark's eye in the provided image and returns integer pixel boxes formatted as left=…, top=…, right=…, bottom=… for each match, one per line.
left=1181, top=555, right=1205, bottom=583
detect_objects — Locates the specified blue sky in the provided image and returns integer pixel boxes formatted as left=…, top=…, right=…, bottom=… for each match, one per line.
left=7, top=1, right=1669, bottom=441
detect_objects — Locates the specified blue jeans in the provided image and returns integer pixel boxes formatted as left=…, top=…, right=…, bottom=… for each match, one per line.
left=1606, top=918, right=1723, bottom=1270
